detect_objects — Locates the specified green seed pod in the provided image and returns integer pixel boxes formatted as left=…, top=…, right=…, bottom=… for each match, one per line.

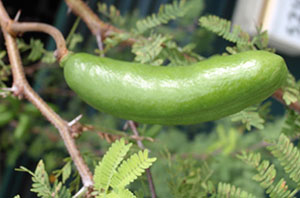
left=61, top=50, right=288, bottom=125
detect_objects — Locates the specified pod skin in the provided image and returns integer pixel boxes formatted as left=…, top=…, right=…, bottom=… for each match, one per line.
left=62, top=50, right=287, bottom=125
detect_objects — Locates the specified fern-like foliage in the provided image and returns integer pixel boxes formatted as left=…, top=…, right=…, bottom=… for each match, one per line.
left=134, top=0, right=187, bottom=34
left=267, top=134, right=300, bottom=186
left=110, top=149, right=156, bottom=189
left=94, top=138, right=132, bottom=194
left=282, top=73, right=300, bottom=106
left=230, top=102, right=271, bottom=131
left=132, top=33, right=169, bottom=65
left=282, top=109, right=300, bottom=138
left=231, top=106, right=264, bottom=130
left=94, top=138, right=156, bottom=198
left=17, top=38, right=56, bottom=63
left=131, top=33, right=202, bottom=66
left=18, top=160, right=52, bottom=197
left=199, top=15, right=250, bottom=45
left=238, top=152, right=298, bottom=198
left=161, top=41, right=203, bottom=65
left=16, top=160, right=71, bottom=198
left=217, top=182, right=255, bottom=198
left=97, top=2, right=125, bottom=26
left=104, top=32, right=131, bottom=53
left=199, top=15, right=274, bottom=54
left=106, top=189, right=136, bottom=198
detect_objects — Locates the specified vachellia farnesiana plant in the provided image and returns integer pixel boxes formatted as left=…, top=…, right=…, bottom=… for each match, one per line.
left=5, top=0, right=300, bottom=197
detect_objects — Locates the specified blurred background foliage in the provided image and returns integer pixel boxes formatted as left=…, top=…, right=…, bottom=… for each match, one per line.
left=1, top=0, right=300, bottom=197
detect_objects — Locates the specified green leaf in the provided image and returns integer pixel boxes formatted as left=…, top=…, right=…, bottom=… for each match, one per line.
left=230, top=106, right=265, bottom=130
left=282, top=109, right=300, bottom=138
left=28, top=39, right=44, bottom=61
left=282, top=73, right=300, bottom=105
left=132, top=34, right=169, bottom=64
left=41, top=51, right=56, bottom=64
left=238, top=151, right=297, bottom=198
left=67, top=33, right=83, bottom=50
left=104, top=189, right=137, bottom=198
left=62, top=161, right=72, bottom=184
left=104, top=32, right=131, bottom=52
left=31, top=160, right=52, bottom=198
left=94, top=138, right=132, bottom=194
left=199, top=15, right=250, bottom=45
left=17, top=38, right=31, bottom=52
left=267, top=134, right=300, bottom=186
left=217, top=182, right=256, bottom=198
left=134, top=0, right=187, bottom=34
left=110, top=149, right=156, bottom=189
left=97, top=2, right=125, bottom=26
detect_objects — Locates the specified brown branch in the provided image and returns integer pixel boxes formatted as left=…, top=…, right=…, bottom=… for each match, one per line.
left=9, top=22, right=68, bottom=61
left=127, top=121, right=157, bottom=198
left=0, top=5, right=67, bottom=61
left=64, top=0, right=122, bottom=39
left=0, top=0, right=93, bottom=189
left=64, top=0, right=136, bottom=46
left=272, top=89, right=300, bottom=113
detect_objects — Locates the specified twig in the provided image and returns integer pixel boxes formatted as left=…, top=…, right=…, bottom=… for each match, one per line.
left=0, top=0, right=93, bottom=189
left=0, top=7, right=68, bottom=61
left=127, top=121, right=157, bottom=198
left=64, top=0, right=135, bottom=45
left=128, top=121, right=145, bottom=149
left=64, top=0, right=121, bottom=38
left=272, top=89, right=300, bottom=113
left=9, top=22, right=68, bottom=61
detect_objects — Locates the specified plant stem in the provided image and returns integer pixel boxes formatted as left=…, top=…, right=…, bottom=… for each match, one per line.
left=272, top=89, right=300, bottom=113
left=0, top=0, right=93, bottom=188
left=64, top=0, right=136, bottom=46
left=0, top=4, right=67, bottom=61
left=9, top=22, right=68, bottom=61
left=64, top=0, right=121, bottom=37
left=128, top=121, right=157, bottom=198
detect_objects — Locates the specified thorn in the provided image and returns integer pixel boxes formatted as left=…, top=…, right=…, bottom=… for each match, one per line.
left=123, top=121, right=129, bottom=130
left=68, top=114, right=83, bottom=127
left=0, top=86, right=23, bottom=98
left=1, top=86, right=16, bottom=92
left=53, top=50, right=58, bottom=58
left=95, top=31, right=105, bottom=57
left=67, top=7, right=72, bottom=15
left=73, top=186, right=87, bottom=198
left=14, top=10, right=21, bottom=21
left=1, top=86, right=17, bottom=93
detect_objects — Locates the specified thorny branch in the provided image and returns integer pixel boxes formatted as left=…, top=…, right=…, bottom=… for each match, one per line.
left=0, top=0, right=93, bottom=191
